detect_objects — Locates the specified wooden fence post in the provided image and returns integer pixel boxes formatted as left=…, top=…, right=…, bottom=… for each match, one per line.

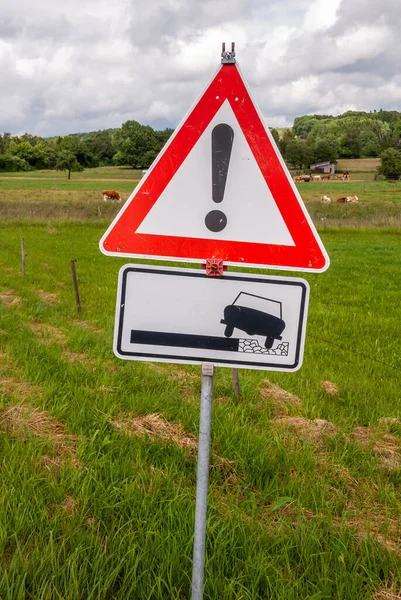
left=70, top=259, right=82, bottom=315
left=232, top=368, right=241, bottom=397
left=21, top=238, right=26, bottom=278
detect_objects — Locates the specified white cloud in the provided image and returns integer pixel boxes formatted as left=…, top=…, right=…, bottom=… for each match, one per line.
left=335, top=25, right=390, bottom=60
left=303, top=0, right=342, bottom=31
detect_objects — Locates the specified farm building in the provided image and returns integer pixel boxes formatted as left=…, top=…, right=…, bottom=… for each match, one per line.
left=310, top=161, right=336, bottom=174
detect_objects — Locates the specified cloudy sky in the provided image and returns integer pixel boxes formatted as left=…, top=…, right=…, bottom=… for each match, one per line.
left=1, top=0, right=401, bottom=137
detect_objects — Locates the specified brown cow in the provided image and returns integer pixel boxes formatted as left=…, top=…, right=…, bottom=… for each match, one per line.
left=293, top=175, right=311, bottom=182
left=102, top=190, right=121, bottom=202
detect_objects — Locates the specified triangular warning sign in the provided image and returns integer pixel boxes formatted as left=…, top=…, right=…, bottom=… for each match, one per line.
left=100, top=63, right=329, bottom=273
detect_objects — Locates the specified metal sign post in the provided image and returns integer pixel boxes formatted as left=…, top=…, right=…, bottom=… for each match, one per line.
left=191, top=362, right=214, bottom=600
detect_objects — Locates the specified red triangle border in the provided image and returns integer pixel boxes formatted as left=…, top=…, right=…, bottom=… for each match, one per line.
left=100, top=64, right=329, bottom=273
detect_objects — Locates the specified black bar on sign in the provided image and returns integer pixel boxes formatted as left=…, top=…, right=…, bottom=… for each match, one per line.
left=130, top=330, right=240, bottom=352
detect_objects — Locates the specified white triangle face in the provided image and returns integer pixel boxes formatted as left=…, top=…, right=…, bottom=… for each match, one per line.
left=137, top=100, right=295, bottom=246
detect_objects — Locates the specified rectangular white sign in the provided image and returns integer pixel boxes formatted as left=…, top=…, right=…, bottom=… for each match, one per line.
left=114, top=265, right=310, bottom=371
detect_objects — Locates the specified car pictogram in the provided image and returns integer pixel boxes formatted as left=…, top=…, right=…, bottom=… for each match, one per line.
left=220, top=292, right=286, bottom=349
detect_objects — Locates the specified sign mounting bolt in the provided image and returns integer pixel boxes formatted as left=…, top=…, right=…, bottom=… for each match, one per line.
left=205, top=258, right=225, bottom=276
left=221, top=42, right=236, bottom=64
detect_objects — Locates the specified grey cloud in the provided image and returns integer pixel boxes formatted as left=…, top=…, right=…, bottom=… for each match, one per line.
left=0, top=17, right=24, bottom=38
left=333, top=0, right=401, bottom=29
left=2, top=0, right=401, bottom=136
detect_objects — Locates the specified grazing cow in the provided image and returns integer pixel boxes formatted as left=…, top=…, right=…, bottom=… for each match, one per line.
left=321, top=174, right=331, bottom=180
left=321, top=195, right=331, bottom=203
left=311, top=174, right=321, bottom=181
left=293, top=175, right=311, bottom=182
left=102, top=190, right=121, bottom=202
left=336, top=196, right=359, bottom=203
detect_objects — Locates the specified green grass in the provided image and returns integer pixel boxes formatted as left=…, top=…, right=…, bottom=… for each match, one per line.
left=0, top=170, right=401, bottom=598
left=0, top=178, right=138, bottom=192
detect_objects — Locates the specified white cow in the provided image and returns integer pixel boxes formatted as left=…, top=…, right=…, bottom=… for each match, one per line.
left=336, top=196, right=359, bottom=203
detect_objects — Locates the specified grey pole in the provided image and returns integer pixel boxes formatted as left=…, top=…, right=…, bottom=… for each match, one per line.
left=191, top=362, right=214, bottom=600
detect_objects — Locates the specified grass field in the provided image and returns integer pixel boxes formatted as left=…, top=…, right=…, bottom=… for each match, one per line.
left=1, top=168, right=401, bottom=599
left=336, top=158, right=380, bottom=173
left=0, top=166, right=144, bottom=180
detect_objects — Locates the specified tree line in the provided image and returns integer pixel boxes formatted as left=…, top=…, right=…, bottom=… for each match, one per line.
left=0, top=122, right=174, bottom=177
left=2, top=108, right=401, bottom=178
left=272, top=109, right=401, bottom=173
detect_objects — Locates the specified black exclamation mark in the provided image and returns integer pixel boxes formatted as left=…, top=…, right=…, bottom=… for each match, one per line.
left=205, top=123, right=234, bottom=232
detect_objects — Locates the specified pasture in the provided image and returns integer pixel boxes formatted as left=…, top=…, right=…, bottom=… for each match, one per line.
left=0, top=166, right=400, bottom=599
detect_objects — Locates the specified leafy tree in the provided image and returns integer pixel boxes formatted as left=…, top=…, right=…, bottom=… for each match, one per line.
left=7, top=138, right=58, bottom=169
left=392, top=120, right=401, bottom=149
left=338, top=122, right=363, bottom=158
left=112, top=151, right=126, bottom=166
left=55, top=151, right=84, bottom=179
left=112, top=120, right=162, bottom=168
left=377, top=148, right=401, bottom=179
left=20, top=133, right=39, bottom=146
left=361, top=141, right=379, bottom=157
left=312, top=138, right=339, bottom=163
left=294, top=114, right=393, bottom=159
left=56, top=136, right=95, bottom=168
left=9, top=141, right=36, bottom=163
left=33, top=141, right=58, bottom=169
left=155, top=128, right=174, bottom=148
left=373, top=109, right=400, bottom=124
left=284, top=139, right=312, bottom=169
left=269, top=128, right=280, bottom=146
left=293, top=115, right=328, bottom=139
left=87, top=131, right=114, bottom=165
left=392, top=120, right=401, bottom=138
left=0, top=133, right=12, bottom=154
left=278, top=129, right=296, bottom=156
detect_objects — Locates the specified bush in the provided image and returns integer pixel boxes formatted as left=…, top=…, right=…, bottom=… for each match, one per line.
left=0, top=154, right=32, bottom=172
left=377, top=148, right=401, bottom=179
left=112, top=151, right=126, bottom=166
